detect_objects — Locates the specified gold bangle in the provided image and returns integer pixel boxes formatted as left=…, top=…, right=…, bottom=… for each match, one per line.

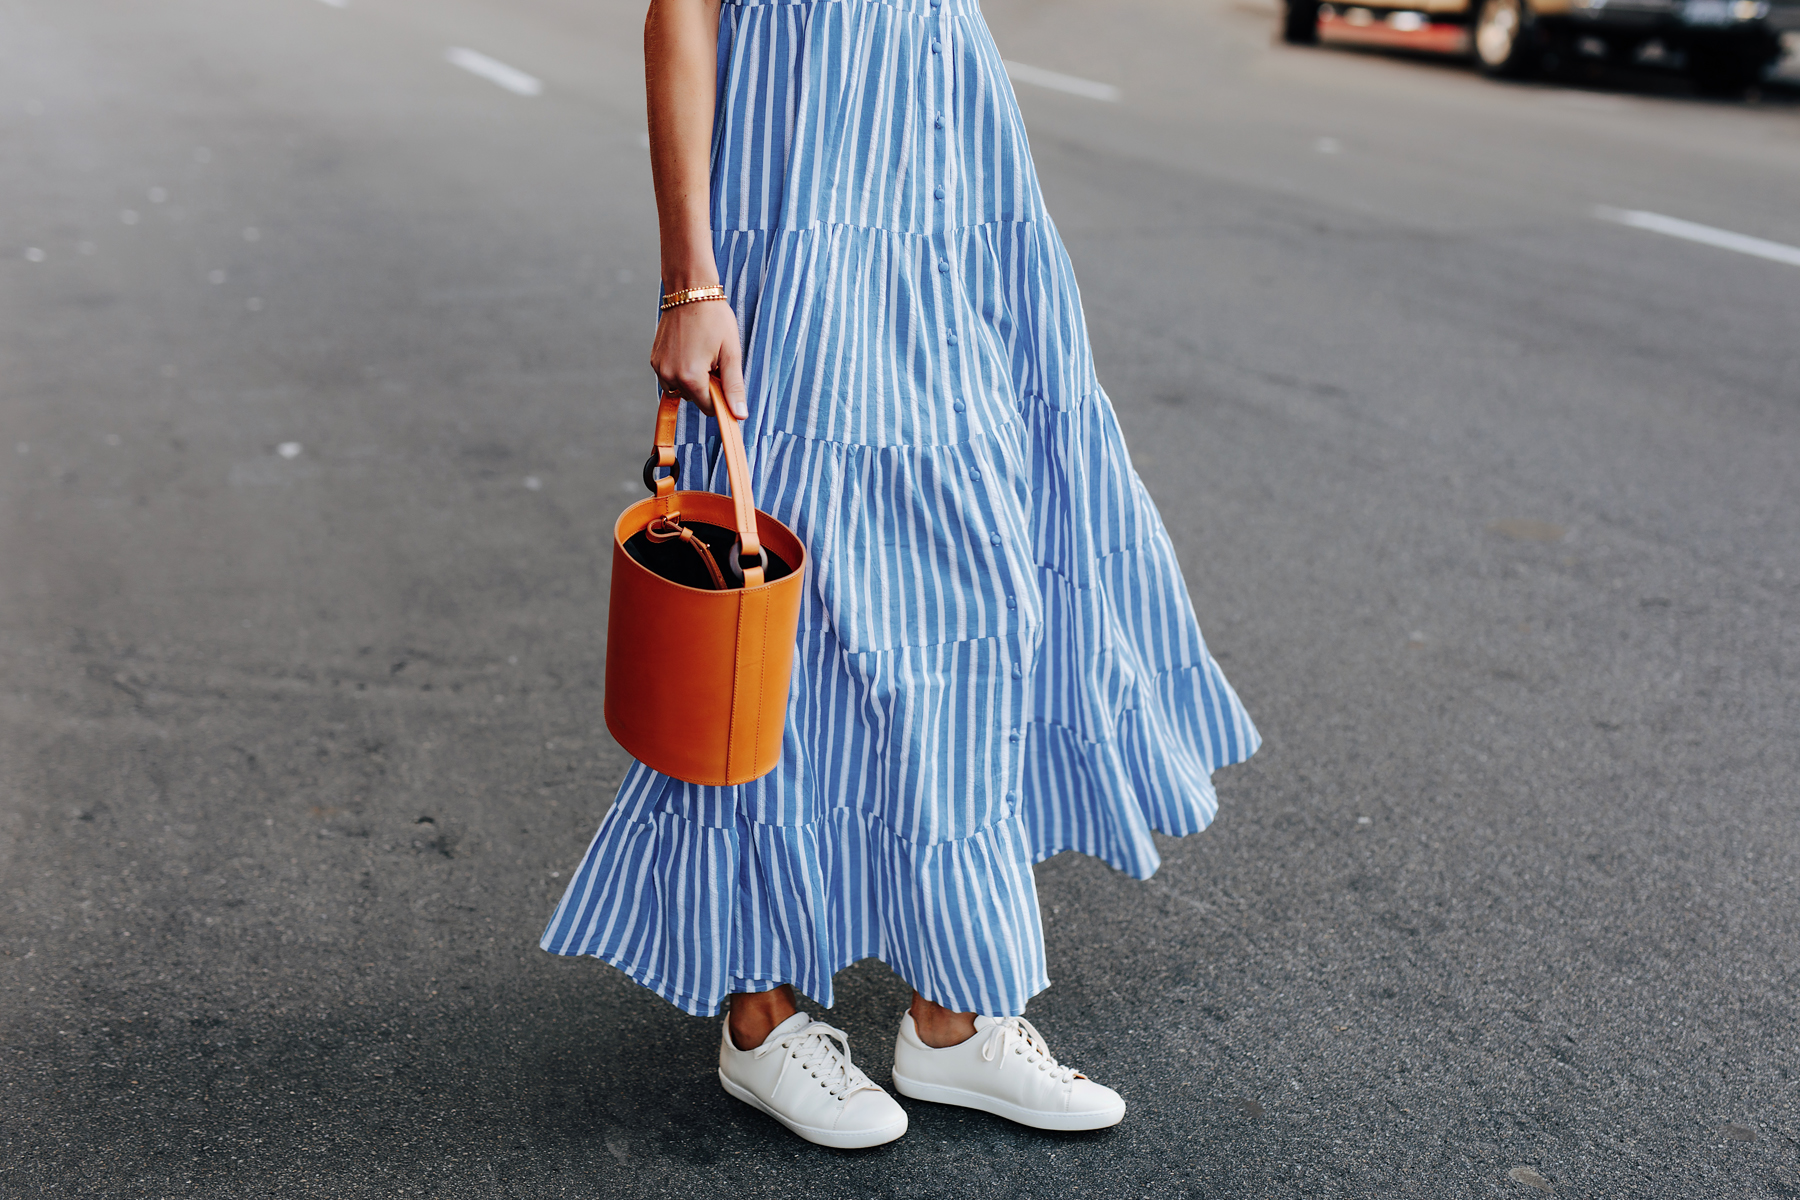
left=659, top=285, right=728, bottom=311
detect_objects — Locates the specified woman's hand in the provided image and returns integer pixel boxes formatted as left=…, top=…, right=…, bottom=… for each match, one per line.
left=651, top=298, right=748, bottom=420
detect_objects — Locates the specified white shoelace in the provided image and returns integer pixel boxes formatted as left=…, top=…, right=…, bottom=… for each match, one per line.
left=755, top=1020, right=876, bottom=1101
left=977, top=1016, right=1081, bottom=1085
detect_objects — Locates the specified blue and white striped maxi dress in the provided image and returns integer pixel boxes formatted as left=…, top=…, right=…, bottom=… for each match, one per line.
left=542, top=0, right=1260, bottom=1018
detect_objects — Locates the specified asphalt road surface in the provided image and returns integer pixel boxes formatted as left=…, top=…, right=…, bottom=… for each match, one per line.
left=3, top=0, right=1798, bottom=1196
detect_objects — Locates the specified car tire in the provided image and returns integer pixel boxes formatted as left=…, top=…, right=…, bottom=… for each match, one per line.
left=1687, top=41, right=1768, bottom=96
left=1473, top=0, right=1541, bottom=77
left=1283, top=0, right=1322, bottom=44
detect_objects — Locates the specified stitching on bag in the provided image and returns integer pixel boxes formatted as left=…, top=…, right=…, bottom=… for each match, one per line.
left=729, top=596, right=747, bottom=779
left=753, top=590, right=770, bottom=763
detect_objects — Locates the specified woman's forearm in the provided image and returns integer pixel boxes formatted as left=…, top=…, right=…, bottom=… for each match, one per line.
left=645, top=0, right=723, bottom=290
left=644, top=0, right=744, bottom=419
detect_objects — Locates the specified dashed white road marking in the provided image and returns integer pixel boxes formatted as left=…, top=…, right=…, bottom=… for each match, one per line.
left=1595, top=206, right=1800, bottom=269
left=1002, top=60, right=1120, bottom=103
left=315, top=0, right=349, bottom=8
left=446, top=47, right=543, bottom=97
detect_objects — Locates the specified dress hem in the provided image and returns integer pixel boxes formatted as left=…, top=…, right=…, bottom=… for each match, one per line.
left=542, top=938, right=1051, bottom=1019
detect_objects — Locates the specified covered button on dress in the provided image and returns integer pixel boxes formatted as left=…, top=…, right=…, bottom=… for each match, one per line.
left=541, top=0, right=1260, bottom=1018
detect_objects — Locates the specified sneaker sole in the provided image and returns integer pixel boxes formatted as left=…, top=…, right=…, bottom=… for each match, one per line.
left=719, top=1071, right=909, bottom=1149
left=889, top=1071, right=1125, bottom=1132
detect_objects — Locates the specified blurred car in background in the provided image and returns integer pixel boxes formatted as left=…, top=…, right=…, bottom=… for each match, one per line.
left=1282, top=0, right=1800, bottom=93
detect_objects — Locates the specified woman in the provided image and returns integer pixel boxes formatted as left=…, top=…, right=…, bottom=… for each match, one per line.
left=543, top=0, right=1260, bottom=1149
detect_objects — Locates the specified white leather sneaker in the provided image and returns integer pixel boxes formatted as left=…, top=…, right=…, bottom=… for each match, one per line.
left=891, top=1012, right=1126, bottom=1131
left=718, top=1011, right=909, bottom=1149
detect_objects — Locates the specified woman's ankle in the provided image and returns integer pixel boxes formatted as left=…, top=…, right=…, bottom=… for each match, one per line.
left=909, top=991, right=977, bottom=1048
left=726, top=985, right=798, bottom=1050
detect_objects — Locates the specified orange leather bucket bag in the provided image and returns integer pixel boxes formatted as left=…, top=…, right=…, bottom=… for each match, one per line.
left=604, top=382, right=806, bottom=786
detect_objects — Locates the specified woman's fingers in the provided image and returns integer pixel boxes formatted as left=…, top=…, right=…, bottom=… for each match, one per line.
left=717, top=338, right=749, bottom=420
left=674, top=372, right=716, bottom=416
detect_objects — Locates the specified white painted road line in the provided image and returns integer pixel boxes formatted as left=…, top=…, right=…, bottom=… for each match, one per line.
left=1594, top=206, right=1800, bottom=269
left=445, top=47, right=543, bottom=97
left=315, top=0, right=348, bottom=8
left=1003, top=60, right=1120, bottom=103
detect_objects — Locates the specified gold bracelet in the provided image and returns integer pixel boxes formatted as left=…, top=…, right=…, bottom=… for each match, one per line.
left=659, top=285, right=728, bottom=311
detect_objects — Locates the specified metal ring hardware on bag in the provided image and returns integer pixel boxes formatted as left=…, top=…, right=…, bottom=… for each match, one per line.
left=642, top=452, right=680, bottom=495
left=603, top=378, right=807, bottom=786
left=725, top=540, right=768, bottom=585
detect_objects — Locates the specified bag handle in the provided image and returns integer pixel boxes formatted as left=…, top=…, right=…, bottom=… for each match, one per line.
left=644, top=379, right=765, bottom=589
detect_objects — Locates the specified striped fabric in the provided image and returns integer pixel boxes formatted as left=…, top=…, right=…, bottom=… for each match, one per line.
left=542, top=0, right=1259, bottom=1018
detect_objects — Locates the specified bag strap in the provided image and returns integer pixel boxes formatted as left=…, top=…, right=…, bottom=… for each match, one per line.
left=648, top=380, right=765, bottom=589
